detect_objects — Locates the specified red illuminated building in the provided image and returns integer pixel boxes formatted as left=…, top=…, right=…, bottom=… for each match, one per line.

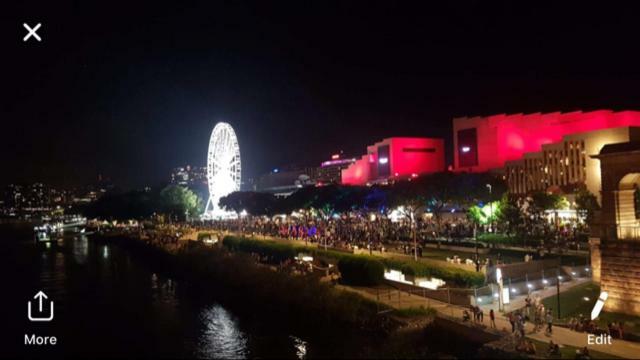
left=453, top=110, right=640, bottom=172
left=341, top=137, right=444, bottom=185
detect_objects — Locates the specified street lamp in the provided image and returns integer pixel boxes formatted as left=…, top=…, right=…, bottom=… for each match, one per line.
left=486, top=184, right=493, bottom=232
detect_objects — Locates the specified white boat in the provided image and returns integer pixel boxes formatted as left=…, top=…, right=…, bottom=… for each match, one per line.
left=61, top=215, right=87, bottom=230
left=34, top=224, right=56, bottom=242
left=34, top=229, right=50, bottom=242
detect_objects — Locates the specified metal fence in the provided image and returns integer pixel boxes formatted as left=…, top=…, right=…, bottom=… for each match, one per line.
left=503, top=265, right=589, bottom=293
left=379, top=263, right=592, bottom=313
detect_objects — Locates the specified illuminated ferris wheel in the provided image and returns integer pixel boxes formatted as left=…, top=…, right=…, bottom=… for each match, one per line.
left=203, top=122, right=241, bottom=219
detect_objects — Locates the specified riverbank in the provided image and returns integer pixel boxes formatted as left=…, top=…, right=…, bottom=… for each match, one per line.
left=96, top=231, right=623, bottom=358
left=91, top=233, right=474, bottom=358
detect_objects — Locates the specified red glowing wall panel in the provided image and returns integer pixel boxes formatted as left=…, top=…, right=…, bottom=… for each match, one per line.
left=453, top=110, right=640, bottom=172
left=389, top=137, right=444, bottom=176
left=341, top=155, right=371, bottom=185
left=341, top=137, right=445, bottom=185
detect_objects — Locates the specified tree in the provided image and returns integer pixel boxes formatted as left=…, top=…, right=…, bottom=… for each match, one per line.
left=219, top=191, right=249, bottom=216
left=388, top=179, right=428, bottom=260
left=159, top=185, right=202, bottom=221
left=219, top=191, right=278, bottom=217
left=498, top=194, right=525, bottom=236
left=530, top=191, right=565, bottom=212
left=362, top=186, right=389, bottom=214
left=468, top=201, right=501, bottom=226
left=575, top=189, right=600, bottom=225
left=83, top=189, right=156, bottom=220
left=525, top=191, right=568, bottom=244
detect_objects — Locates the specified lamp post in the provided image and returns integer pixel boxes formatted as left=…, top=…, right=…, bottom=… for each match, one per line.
left=474, top=223, right=479, bottom=272
left=497, top=267, right=504, bottom=312
left=486, top=184, right=493, bottom=232
left=556, top=268, right=562, bottom=319
left=412, top=212, right=418, bottom=261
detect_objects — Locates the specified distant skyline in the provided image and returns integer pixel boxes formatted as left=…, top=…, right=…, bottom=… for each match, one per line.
left=4, top=2, right=640, bottom=188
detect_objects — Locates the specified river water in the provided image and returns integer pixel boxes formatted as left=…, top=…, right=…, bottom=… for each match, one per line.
left=1, top=223, right=381, bottom=358
left=1, top=223, right=483, bottom=358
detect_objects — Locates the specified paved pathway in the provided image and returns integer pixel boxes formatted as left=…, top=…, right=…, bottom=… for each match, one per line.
left=342, top=281, right=640, bottom=359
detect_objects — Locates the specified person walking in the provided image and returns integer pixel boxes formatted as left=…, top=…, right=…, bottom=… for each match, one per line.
left=489, top=309, right=496, bottom=328
left=546, top=310, right=553, bottom=335
left=508, top=312, right=515, bottom=333
left=469, top=305, right=476, bottom=322
left=478, top=308, right=484, bottom=323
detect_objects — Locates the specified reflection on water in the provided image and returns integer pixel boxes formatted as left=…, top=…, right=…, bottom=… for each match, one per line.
left=73, top=236, right=89, bottom=264
left=291, top=336, right=308, bottom=359
left=150, top=272, right=178, bottom=306
left=197, top=305, right=249, bottom=359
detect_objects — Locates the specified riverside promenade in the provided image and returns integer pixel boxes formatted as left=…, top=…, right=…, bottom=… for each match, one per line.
left=342, top=279, right=640, bottom=359
left=186, top=231, right=638, bottom=358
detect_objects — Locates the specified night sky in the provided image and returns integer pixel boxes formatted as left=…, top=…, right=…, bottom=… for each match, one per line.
left=3, top=1, right=640, bottom=188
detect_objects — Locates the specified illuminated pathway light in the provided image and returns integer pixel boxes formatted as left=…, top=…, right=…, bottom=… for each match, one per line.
left=203, top=122, right=241, bottom=219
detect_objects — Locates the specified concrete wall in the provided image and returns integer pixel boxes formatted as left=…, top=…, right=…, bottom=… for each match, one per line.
left=487, top=258, right=561, bottom=283
left=600, top=241, right=640, bottom=315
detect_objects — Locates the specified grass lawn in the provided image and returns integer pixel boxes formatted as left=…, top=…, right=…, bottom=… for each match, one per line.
left=393, top=305, right=437, bottom=318
left=417, top=245, right=586, bottom=266
left=413, top=247, right=525, bottom=264
left=241, top=231, right=587, bottom=266
left=541, top=282, right=640, bottom=340
left=527, top=338, right=622, bottom=359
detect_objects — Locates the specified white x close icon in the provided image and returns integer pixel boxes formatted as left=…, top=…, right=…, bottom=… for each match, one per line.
left=23, top=23, right=42, bottom=42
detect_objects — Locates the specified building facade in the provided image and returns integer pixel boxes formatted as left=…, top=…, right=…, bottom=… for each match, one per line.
left=316, top=156, right=356, bottom=185
left=505, top=127, right=640, bottom=201
left=590, top=141, right=640, bottom=316
left=341, top=137, right=444, bottom=186
left=170, top=165, right=207, bottom=187
left=453, top=110, right=640, bottom=173
left=254, top=167, right=318, bottom=196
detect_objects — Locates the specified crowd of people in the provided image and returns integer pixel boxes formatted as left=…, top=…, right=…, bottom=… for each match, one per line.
left=199, top=215, right=478, bottom=254
left=191, top=211, right=590, bottom=255
left=568, top=314, right=625, bottom=339
left=522, top=295, right=554, bottom=334
left=462, top=305, right=489, bottom=325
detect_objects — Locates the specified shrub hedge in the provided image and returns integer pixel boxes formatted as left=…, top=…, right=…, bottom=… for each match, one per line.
left=222, top=235, right=485, bottom=288
left=223, top=236, right=297, bottom=262
left=380, top=258, right=485, bottom=288
left=337, top=256, right=385, bottom=286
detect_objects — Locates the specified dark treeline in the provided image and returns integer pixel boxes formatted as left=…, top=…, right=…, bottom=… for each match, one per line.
left=81, top=185, right=202, bottom=221
left=220, top=172, right=507, bottom=218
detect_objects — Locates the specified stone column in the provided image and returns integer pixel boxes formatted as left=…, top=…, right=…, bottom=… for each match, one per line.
left=589, top=237, right=601, bottom=283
